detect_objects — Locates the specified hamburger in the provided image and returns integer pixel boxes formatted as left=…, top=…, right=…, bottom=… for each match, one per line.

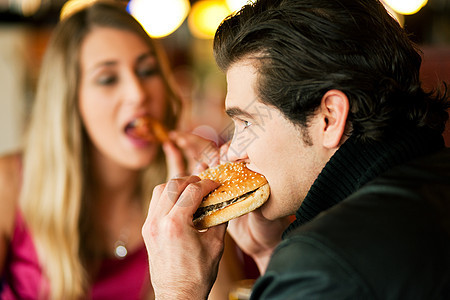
left=193, top=162, right=270, bottom=230
left=127, top=116, right=169, bottom=143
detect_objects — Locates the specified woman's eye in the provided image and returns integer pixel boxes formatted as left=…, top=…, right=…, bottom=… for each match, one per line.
left=138, top=67, right=159, bottom=78
left=97, top=75, right=117, bottom=85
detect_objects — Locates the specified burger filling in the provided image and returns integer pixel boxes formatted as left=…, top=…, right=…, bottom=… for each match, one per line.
left=193, top=189, right=257, bottom=220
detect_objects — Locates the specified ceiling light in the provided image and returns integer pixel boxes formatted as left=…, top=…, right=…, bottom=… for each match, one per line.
left=382, top=0, right=428, bottom=15
left=188, top=0, right=231, bottom=39
left=128, top=0, right=190, bottom=38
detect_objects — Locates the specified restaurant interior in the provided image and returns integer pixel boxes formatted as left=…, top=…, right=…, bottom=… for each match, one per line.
left=0, top=0, right=449, bottom=154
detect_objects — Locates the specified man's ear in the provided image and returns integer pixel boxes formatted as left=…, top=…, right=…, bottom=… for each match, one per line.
left=319, top=90, right=349, bottom=149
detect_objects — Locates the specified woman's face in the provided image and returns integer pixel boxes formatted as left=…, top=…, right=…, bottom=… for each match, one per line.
left=78, top=27, right=167, bottom=170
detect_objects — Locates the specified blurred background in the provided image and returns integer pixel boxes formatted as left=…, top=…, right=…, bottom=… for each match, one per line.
left=1, top=0, right=449, bottom=154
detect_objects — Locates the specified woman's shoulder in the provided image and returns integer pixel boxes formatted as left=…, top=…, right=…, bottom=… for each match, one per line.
left=0, top=152, right=22, bottom=235
left=0, top=151, right=21, bottom=168
left=0, top=151, right=22, bottom=191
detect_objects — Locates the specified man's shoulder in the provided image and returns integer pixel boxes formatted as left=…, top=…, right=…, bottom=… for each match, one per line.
left=251, top=231, right=374, bottom=300
left=289, top=147, right=450, bottom=266
left=261, top=148, right=450, bottom=299
left=373, top=146, right=450, bottom=186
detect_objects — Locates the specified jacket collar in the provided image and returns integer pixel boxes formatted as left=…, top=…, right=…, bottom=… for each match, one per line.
left=283, top=127, right=445, bottom=238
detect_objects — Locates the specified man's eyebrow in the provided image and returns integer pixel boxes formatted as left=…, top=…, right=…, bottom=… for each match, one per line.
left=225, top=107, right=255, bottom=119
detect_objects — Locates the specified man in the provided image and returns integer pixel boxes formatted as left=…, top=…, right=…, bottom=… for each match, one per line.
left=142, top=0, right=450, bottom=299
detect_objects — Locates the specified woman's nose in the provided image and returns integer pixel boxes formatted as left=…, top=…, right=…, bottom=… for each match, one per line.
left=124, top=74, right=147, bottom=105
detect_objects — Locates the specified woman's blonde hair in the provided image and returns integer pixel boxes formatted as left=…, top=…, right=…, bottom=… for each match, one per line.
left=19, top=1, right=181, bottom=298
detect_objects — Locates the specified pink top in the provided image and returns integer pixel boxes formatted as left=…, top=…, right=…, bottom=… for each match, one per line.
left=1, top=211, right=152, bottom=299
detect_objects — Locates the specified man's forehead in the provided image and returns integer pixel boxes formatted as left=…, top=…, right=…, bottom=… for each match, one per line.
left=225, top=97, right=277, bottom=122
left=225, top=59, right=279, bottom=118
left=225, top=71, right=257, bottom=110
left=225, top=95, right=260, bottom=115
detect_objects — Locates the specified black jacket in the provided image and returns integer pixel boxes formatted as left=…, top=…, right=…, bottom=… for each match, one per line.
left=251, top=129, right=450, bottom=299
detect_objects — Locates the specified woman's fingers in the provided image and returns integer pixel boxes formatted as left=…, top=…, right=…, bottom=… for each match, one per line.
left=219, top=141, right=231, bottom=164
left=162, top=140, right=187, bottom=179
left=170, top=131, right=220, bottom=170
left=192, top=161, right=209, bottom=176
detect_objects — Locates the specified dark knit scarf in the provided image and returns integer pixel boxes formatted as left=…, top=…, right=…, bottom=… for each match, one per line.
left=283, top=127, right=445, bottom=238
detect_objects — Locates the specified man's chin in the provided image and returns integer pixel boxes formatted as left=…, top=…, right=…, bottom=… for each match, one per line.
left=260, top=196, right=297, bottom=222
left=259, top=199, right=277, bottom=221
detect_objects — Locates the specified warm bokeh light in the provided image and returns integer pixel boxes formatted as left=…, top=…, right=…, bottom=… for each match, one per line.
left=127, top=0, right=190, bottom=38
left=60, top=0, right=96, bottom=19
left=20, top=0, right=42, bottom=16
left=225, top=0, right=251, bottom=12
left=188, top=0, right=231, bottom=39
left=382, top=1, right=405, bottom=26
left=383, top=0, right=428, bottom=15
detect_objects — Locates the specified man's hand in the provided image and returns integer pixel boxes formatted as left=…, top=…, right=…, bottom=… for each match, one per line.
left=228, top=209, right=290, bottom=274
left=220, top=140, right=290, bottom=273
left=142, top=175, right=226, bottom=299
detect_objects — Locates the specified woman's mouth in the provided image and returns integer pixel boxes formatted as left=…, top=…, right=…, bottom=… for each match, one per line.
left=124, top=116, right=169, bottom=144
left=126, top=118, right=151, bottom=140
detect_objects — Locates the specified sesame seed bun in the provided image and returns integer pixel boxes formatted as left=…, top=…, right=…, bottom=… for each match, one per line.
left=193, top=162, right=270, bottom=230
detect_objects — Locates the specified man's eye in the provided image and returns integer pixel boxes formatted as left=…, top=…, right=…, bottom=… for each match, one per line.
left=232, top=118, right=253, bottom=132
left=243, top=120, right=252, bottom=129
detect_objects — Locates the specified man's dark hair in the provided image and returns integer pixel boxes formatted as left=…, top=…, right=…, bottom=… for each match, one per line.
left=214, top=0, right=449, bottom=141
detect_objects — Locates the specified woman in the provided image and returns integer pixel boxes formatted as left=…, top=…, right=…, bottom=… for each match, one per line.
left=0, top=1, right=242, bottom=299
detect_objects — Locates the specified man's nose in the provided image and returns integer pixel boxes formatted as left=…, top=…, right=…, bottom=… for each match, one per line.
left=224, top=128, right=248, bottom=163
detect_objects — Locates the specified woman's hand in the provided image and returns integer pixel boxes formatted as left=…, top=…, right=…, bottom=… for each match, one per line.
left=162, top=131, right=220, bottom=180
left=142, top=176, right=226, bottom=299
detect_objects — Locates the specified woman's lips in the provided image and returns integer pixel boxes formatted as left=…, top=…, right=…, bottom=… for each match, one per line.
left=124, top=116, right=168, bottom=145
left=126, top=134, right=152, bottom=147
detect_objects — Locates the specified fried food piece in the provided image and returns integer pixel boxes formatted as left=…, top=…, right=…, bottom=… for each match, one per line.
left=129, top=117, right=169, bottom=143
